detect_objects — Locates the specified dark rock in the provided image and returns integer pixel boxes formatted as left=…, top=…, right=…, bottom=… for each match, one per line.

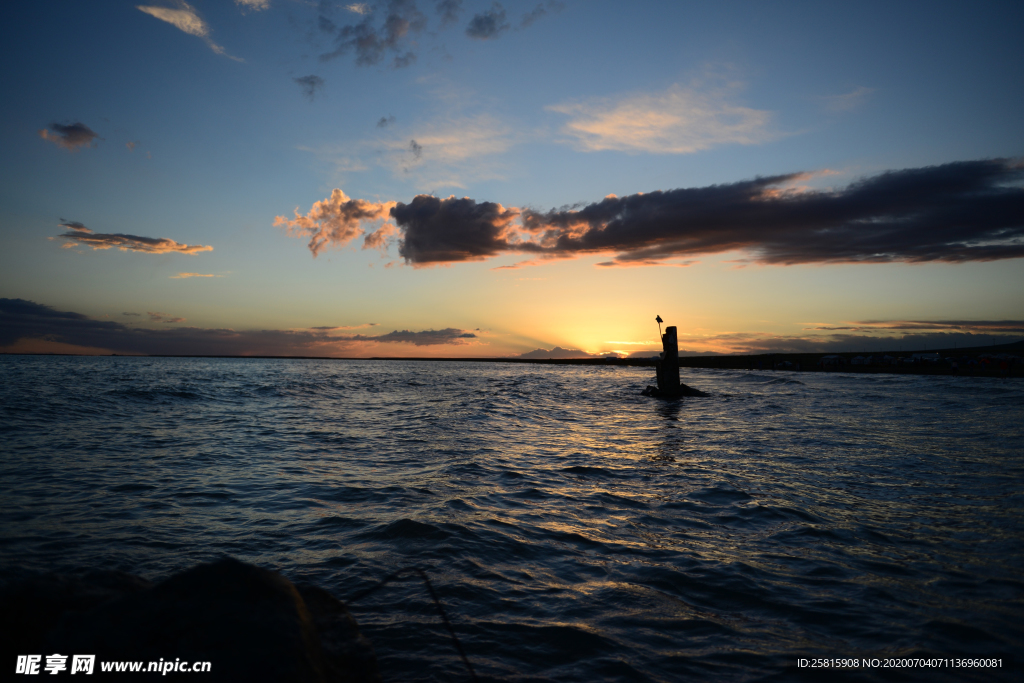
left=641, top=382, right=709, bottom=398
left=1, top=558, right=380, bottom=682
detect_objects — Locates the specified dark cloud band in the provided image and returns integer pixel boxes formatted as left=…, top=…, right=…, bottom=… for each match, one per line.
left=0, top=299, right=476, bottom=355
left=518, top=158, right=1024, bottom=266
left=386, top=158, right=1024, bottom=266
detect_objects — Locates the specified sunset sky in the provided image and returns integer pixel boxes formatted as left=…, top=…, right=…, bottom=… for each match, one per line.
left=2, top=0, right=1022, bottom=357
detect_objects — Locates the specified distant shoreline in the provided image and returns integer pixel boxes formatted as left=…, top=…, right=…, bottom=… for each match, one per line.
left=3, top=339, right=1020, bottom=377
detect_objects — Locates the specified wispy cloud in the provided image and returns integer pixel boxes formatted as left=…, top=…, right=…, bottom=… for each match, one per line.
left=236, top=0, right=270, bottom=11
left=519, top=1, right=562, bottom=29
left=376, top=112, right=521, bottom=184
left=137, top=3, right=242, bottom=61
left=806, top=320, right=1024, bottom=333
left=38, top=122, right=101, bottom=151
left=170, top=272, right=221, bottom=279
left=319, top=0, right=427, bottom=68
left=816, top=86, right=874, bottom=112
left=148, top=311, right=186, bottom=323
left=310, top=323, right=378, bottom=330
left=300, top=78, right=522, bottom=186
left=490, top=259, right=543, bottom=270
left=362, top=222, right=399, bottom=253
left=465, top=2, right=508, bottom=39
left=54, top=220, right=214, bottom=255
left=435, top=0, right=462, bottom=26
left=548, top=82, right=776, bottom=154
left=294, top=74, right=325, bottom=101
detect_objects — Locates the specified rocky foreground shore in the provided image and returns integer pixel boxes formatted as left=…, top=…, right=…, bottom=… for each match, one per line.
left=1, top=558, right=381, bottom=682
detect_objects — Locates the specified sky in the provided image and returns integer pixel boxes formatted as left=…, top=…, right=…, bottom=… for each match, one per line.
left=1, top=0, right=1023, bottom=358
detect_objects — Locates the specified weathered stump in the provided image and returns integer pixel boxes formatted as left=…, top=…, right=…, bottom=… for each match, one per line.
left=642, top=324, right=708, bottom=398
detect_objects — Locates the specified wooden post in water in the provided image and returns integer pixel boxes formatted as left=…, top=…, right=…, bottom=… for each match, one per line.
left=657, top=325, right=681, bottom=396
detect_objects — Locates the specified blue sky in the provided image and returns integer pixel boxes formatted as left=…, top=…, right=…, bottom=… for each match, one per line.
left=1, top=1, right=1022, bottom=356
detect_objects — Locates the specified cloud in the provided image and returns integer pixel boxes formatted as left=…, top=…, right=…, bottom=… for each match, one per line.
left=519, top=158, right=1024, bottom=266
left=346, top=3, right=371, bottom=14
left=362, top=222, right=399, bottom=253
left=137, top=3, right=240, bottom=60
left=295, top=75, right=325, bottom=101
left=466, top=2, right=508, bottom=39
left=148, top=311, right=186, bottom=323
left=123, top=312, right=141, bottom=317
left=393, top=51, right=416, bottom=68
left=435, top=0, right=462, bottom=26
left=0, top=299, right=478, bottom=356
left=350, top=328, right=477, bottom=345
left=817, top=86, right=874, bottom=112
left=320, top=0, right=427, bottom=67
left=548, top=82, right=775, bottom=154
left=126, top=141, right=138, bottom=151
left=170, top=272, right=220, bottom=279
left=692, top=329, right=1024, bottom=355
left=375, top=112, right=520, bottom=183
left=519, top=1, right=562, bottom=28
left=38, top=122, right=101, bottom=151
left=273, top=189, right=396, bottom=256
left=806, top=320, right=1024, bottom=333
left=490, top=259, right=543, bottom=270
left=515, top=346, right=598, bottom=359
left=310, top=323, right=378, bottom=330
left=594, top=259, right=696, bottom=268
left=409, top=138, right=423, bottom=159
left=377, top=115, right=396, bottom=128
left=391, top=194, right=519, bottom=264
left=281, top=159, right=1024, bottom=267
left=236, top=0, right=269, bottom=11
left=54, top=220, right=214, bottom=255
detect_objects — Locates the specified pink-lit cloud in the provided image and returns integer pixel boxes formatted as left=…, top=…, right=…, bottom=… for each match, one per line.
left=137, top=3, right=241, bottom=61
left=548, top=82, right=776, bottom=154
left=273, top=189, right=395, bottom=257
left=54, top=221, right=213, bottom=255
left=362, top=223, right=399, bottom=253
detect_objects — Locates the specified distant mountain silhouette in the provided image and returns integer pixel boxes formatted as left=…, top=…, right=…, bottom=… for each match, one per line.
left=516, top=347, right=618, bottom=360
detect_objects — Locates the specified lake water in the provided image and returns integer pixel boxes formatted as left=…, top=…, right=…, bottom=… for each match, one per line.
left=1, top=356, right=1021, bottom=681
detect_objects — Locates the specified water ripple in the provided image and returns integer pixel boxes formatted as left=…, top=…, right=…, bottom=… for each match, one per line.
left=1, top=356, right=1021, bottom=681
